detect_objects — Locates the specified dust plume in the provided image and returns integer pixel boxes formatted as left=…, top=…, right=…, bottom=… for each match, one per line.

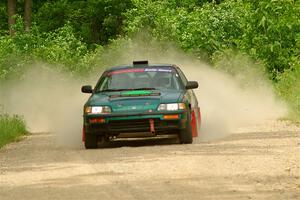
left=0, top=38, right=287, bottom=147
left=0, top=65, right=94, bottom=148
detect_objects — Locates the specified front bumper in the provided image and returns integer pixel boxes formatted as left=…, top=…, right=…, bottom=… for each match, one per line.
left=83, top=111, right=188, bottom=137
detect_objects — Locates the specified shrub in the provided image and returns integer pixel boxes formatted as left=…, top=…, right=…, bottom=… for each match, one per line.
left=0, top=113, right=27, bottom=148
left=275, top=63, right=300, bottom=120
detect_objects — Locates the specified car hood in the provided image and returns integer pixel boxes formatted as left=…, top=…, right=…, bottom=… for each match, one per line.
left=87, top=89, right=184, bottom=113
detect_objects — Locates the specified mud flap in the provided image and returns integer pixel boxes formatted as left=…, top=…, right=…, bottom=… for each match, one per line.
left=197, top=107, right=201, bottom=130
left=191, top=110, right=198, bottom=137
left=82, top=127, right=86, bottom=142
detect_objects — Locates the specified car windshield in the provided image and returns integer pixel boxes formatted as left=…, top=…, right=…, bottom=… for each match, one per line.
left=95, top=68, right=183, bottom=92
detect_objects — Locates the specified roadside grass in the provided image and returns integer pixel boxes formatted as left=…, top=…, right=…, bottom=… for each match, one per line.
left=0, top=114, right=27, bottom=148
left=275, top=64, right=300, bottom=122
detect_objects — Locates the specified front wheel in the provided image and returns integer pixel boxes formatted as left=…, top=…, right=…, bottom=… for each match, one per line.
left=84, top=133, right=98, bottom=149
left=179, top=115, right=193, bottom=144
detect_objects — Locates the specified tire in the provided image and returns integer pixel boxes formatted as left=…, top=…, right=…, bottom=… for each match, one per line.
left=84, top=133, right=98, bottom=149
left=179, top=111, right=193, bottom=144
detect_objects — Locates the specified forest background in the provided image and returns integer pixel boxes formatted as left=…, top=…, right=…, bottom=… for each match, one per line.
left=0, top=0, right=300, bottom=144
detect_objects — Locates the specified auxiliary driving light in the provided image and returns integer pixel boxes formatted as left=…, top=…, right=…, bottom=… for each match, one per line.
left=89, top=118, right=105, bottom=123
left=163, top=114, right=179, bottom=120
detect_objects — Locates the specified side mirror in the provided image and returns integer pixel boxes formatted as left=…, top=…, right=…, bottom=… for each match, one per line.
left=185, top=81, right=198, bottom=90
left=81, top=85, right=93, bottom=93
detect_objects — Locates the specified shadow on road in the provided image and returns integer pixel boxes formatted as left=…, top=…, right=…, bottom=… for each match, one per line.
left=101, top=136, right=180, bottom=148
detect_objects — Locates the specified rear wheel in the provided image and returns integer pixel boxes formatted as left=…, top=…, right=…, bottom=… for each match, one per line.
left=84, top=133, right=98, bottom=149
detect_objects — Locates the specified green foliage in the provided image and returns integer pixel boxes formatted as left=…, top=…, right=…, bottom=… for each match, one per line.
left=0, top=113, right=27, bottom=148
left=125, top=1, right=246, bottom=60
left=275, top=62, right=300, bottom=120
left=173, top=3, right=245, bottom=60
left=0, top=19, right=95, bottom=80
left=0, top=1, right=7, bottom=35
left=33, top=0, right=133, bottom=45
left=238, top=0, right=300, bottom=76
left=33, top=24, right=88, bottom=69
left=125, top=0, right=300, bottom=75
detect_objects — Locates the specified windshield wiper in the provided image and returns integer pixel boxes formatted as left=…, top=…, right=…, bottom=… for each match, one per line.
left=98, top=88, right=156, bottom=93
left=98, top=89, right=133, bottom=92
left=134, top=88, right=156, bottom=90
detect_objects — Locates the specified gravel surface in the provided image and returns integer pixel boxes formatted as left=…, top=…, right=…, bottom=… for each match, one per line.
left=0, top=120, right=299, bottom=200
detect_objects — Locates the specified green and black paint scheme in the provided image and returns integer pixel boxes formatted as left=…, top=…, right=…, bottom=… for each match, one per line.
left=81, top=61, right=201, bottom=149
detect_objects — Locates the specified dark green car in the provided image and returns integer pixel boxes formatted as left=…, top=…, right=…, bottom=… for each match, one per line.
left=81, top=61, right=201, bottom=149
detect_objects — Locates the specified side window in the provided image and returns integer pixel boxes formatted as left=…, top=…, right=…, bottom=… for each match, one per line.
left=176, top=67, right=188, bottom=86
left=172, top=73, right=182, bottom=90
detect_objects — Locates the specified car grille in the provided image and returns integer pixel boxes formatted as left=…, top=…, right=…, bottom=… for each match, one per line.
left=108, top=119, right=179, bottom=133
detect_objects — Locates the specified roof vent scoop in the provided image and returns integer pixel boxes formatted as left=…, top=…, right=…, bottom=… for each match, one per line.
left=133, top=60, right=148, bottom=66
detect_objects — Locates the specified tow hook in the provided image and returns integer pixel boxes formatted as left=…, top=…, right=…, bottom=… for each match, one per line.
left=149, top=119, right=155, bottom=134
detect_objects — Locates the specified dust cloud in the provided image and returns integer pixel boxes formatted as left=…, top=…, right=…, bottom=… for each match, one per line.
left=0, top=38, right=287, bottom=147
left=0, top=65, right=94, bottom=148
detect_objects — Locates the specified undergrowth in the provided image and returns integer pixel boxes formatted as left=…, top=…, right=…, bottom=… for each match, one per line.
left=0, top=113, right=27, bottom=148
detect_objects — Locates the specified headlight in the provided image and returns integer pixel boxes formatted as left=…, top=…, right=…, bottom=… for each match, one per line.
left=157, top=103, right=186, bottom=111
left=84, top=106, right=112, bottom=114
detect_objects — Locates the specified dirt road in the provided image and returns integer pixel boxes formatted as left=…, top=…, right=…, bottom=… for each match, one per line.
left=0, top=121, right=299, bottom=200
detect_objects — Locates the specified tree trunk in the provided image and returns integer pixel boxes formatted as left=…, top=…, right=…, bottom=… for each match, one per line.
left=24, top=0, right=32, bottom=32
left=7, top=0, right=16, bottom=35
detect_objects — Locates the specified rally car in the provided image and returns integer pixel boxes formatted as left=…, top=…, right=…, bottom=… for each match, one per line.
left=81, top=61, right=201, bottom=149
